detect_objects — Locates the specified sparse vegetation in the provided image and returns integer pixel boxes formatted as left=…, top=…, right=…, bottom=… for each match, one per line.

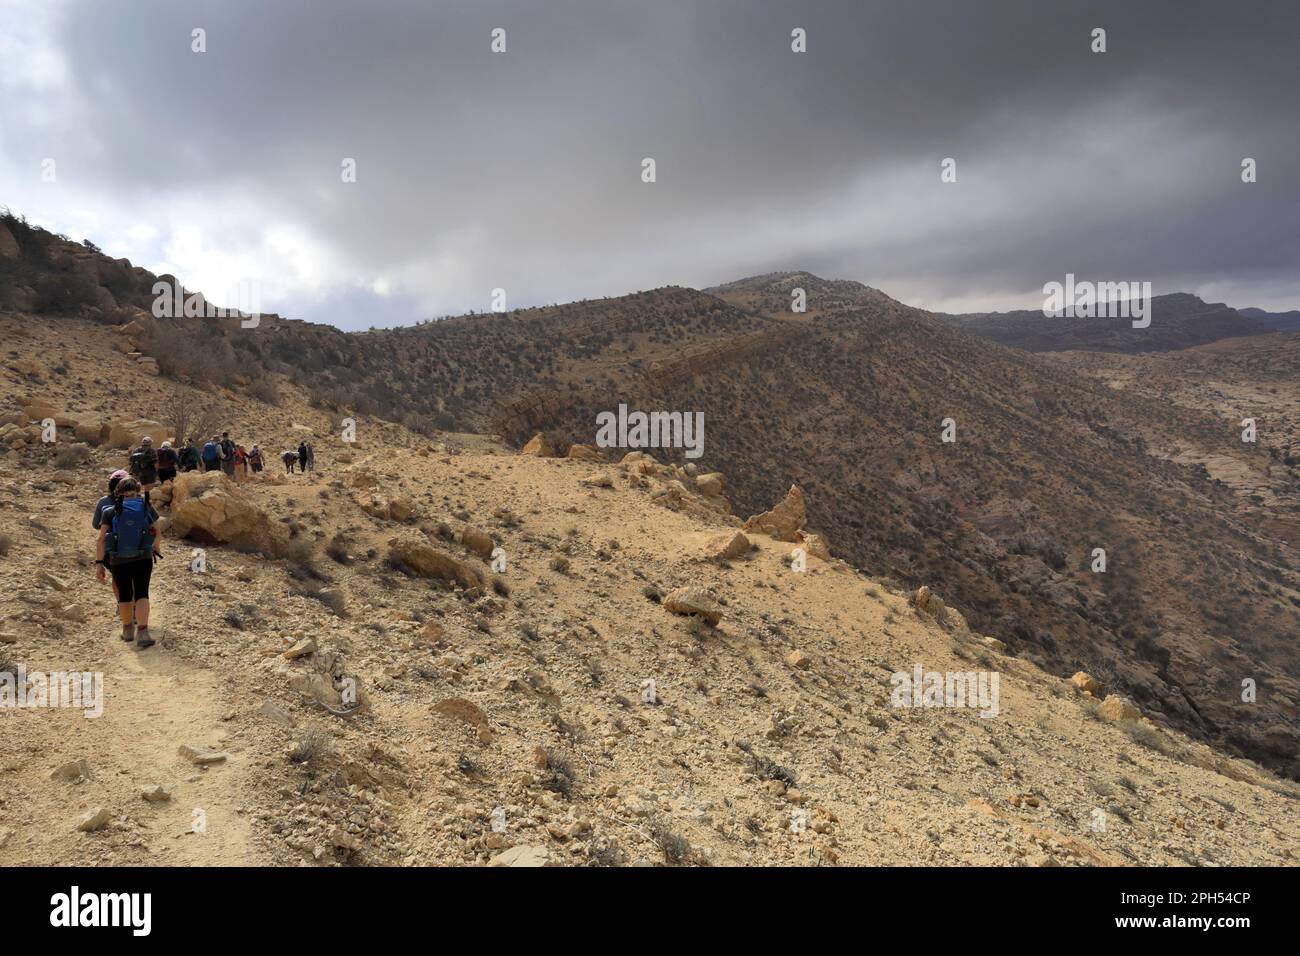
left=289, top=729, right=332, bottom=767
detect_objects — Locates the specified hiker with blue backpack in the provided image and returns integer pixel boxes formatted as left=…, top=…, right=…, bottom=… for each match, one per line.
left=201, top=435, right=223, bottom=473
left=95, top=477, right=162, bottom=647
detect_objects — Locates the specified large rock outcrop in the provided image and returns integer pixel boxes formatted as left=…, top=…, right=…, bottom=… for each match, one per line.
left=168, top=471, right=289, bottom=557
left=19, top=398, right=58, bottom=419
left=520, top=432, right=556, bottom=457
left=663, top=587, right=723, bottom=626
left=387, top=534, right=489, bottom=590
left=107, top=418, right=168, bottom=450
left=73, top=418, right=110, bottom=445
left=743, top=484, right=806, bottom=541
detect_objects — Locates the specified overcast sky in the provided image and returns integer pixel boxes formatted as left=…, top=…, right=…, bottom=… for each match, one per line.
left=1, top=0, right=1296, bottom=329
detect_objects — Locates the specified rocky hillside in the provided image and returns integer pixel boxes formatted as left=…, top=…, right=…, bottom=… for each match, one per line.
left=1, top=311, right=1298, bottom=866
left=2, top=212, right=1297, bottom=781
left=942, top=293, right=1270, bottom=353
left=1051, top=331, right=1300, bottom=515
left=506, top=276, right=1300, bottom=780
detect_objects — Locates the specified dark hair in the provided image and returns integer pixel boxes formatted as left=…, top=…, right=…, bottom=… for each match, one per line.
left=108, top=474, right=123, bottom=494
left=115, top=477, right=142, bottom=498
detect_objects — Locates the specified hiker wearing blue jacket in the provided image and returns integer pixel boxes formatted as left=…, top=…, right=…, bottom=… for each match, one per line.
left=201, top=435, right=222, bottom=473
left=95, top=477, right=162, bottom=647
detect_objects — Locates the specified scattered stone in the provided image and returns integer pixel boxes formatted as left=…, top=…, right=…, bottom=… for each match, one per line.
left=1099, top=695, right=1141, bottom=722
left=1070, top=671, right=1102, bottom=697
left=77, top=807, right=111, bottom=832
left=329, top=826, right=361, bottom=853
left=50, top=758, right=91, bottom=782
left=520, top=433, right=555, bottom=457
left=489, top=844, right=551, bottom=867
left=283, top=638, right=316, bottom=660
left=796, top=530, right=831, bottom=560
left=456, top=525, right=494, bottom=560
left=911, top=585, right=948, bottom=624
left=432, top=697, right=494, bottom=743
left=785, top=649, right=812, bottom=670
left=566, top=443, right=603, bottom=462
left=178, top=745, right=228, bottom=766
left=663, top=587, right=723, bottom=626
left=387, top=535, right=488, bottom=590
left=257, top=700, right=296, bottom=729
left=704, top=531, right=750, bottom=562
left=289, top=672, right=347, bottom=711
left=694, top=472, right=725, bottom=497
left=37, top=570, right=71, bottom=591
left=388, top=496, right=417, bottom=521
left=141, top=785, right=172, bottom=803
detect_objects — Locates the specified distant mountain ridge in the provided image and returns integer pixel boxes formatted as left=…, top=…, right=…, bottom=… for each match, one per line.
left=940, top=293, right=1271, bottom=353
left=1240, top=307, right=1300, bottom=332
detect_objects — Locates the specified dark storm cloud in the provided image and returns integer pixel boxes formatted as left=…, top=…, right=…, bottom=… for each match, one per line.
left=1, top=0, right=1296, bottom=326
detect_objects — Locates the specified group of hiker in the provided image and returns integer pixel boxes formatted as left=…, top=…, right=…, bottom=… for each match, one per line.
left=94, top=430, right=317, bottom=648
left=281, top=441, right=315, bottom=474
left=123, top=432, right=268, bottom=484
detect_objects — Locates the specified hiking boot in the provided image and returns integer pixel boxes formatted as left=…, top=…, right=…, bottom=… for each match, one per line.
left=135, top=627, right=155, bottom=649
left=121, top=623, right=136, bottom=642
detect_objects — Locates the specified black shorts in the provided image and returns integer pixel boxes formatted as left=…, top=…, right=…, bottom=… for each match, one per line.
left=110, top=557, right=152, bottom=603
left=158, top=468, right=177, bottom=484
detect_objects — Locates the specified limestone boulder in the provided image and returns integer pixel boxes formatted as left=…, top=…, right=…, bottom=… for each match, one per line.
left=107, top=418, right=167, bottom=450
left=169, top=471, right=290, bottom=557
left=694, top=472, right=725, bottom=497
left=743, top=485, right=806, bottom=541
left=73, top=418, right=110, bottom=445
left=387, top=534, right=489, bottom=590
left=796, top=530, right=831, bottom=561
left=520, top=432, right=555, bottom=457
left=703, top=531, right=750, bottom=562
left=456, top=524, right=494, bottom=560
left=663, top=586, right=723, bottom=626
left=1070, top=672, right=1103, bottom=697
left=1099, top=695, right=1141, bottom=723
left=19, top=398, right=61, bottom=422
left=911, top=585, right=947, bottom=622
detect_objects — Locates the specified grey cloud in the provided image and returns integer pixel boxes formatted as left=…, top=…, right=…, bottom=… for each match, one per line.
left=1, top=0, right=1296, bottom=326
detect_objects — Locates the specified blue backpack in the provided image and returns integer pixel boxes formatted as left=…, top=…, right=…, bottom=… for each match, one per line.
left=202, top=441, right=220, bottom=464
left=107, top=498, right=152, bottom=565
